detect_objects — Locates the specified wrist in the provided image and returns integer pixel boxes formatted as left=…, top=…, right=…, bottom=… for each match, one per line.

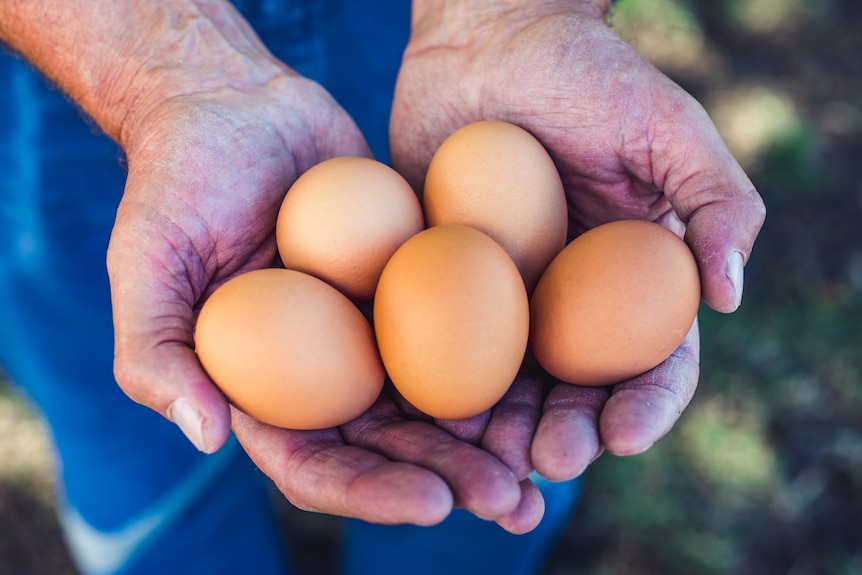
left=409, top=0, right=612, bottom=51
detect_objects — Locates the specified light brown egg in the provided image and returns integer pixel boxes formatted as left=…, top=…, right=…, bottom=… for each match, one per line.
left=530, top=220, right=701, bottom=386
left=423, top=120, right=568, bottom=293
left=194, top=268, right=384, bottom=430
left=276, top=156, right=425, bottom=302
left=373, top=225, right=529, bottom=420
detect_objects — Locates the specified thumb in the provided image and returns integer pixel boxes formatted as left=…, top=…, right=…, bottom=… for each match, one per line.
left=659, top=100, right=766, bottom=313
left=107, top=206, right=232, bottom=454
left=684, top=188, right=765, bottom=313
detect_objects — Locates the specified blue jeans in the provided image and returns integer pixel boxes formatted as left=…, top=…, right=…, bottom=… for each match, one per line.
left=0, top=2, right=580, bottom=573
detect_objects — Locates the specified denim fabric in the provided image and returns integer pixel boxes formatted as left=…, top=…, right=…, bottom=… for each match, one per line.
left=232, top=0, right=410, bottom=163
left=0, top=56, right=291, bottom=574
left=343, top=473, right=582, bottom=575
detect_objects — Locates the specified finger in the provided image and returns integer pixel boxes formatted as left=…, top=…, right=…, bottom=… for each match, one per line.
left=430, top=365, right=545, bottom=479
left=494, top=478, right=545, bottom=535
left=107, top=216, right=232, bottom=454
left=341, top=393, right=522, bottom=521
left=481, top=366, right=546, bottom=480
left=531, top=384, right=609, bottom=482
left=654, top=92, right=766, bottom=314
left=600, top=318, right=700, bottom=455
left=434, top=412, right=490, bottom=445
left=232, top=408, right=453, bottom=526
left=684, top=194, right=765, bottom=313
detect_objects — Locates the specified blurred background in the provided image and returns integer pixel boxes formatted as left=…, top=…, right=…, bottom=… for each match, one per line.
left=2, top=0, right=860, bottom=573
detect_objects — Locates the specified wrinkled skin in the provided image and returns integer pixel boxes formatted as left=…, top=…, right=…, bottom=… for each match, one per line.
left=105, top=3, right=765, bottom=536
left=389, top=6, right=765, bottom=482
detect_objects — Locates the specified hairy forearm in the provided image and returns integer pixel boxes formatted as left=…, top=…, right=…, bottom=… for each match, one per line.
left=0, top=0, right=287, bottom=145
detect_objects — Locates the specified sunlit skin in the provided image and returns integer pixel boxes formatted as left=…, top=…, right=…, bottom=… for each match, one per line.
left=0, top=0, right=765, bottom=535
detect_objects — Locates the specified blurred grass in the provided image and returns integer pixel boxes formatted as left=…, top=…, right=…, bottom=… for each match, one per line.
left=2, top=0, right=861, bottom=573
left=545, top=1, right=862, bottom=574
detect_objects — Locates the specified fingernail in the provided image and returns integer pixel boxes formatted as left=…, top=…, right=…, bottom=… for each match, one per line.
left=726, top=250, right=745, bottom=310
left=168, top=398, right=209, bottom=453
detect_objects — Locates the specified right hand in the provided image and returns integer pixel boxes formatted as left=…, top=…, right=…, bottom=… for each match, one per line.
left=389, top=0, right=765, bottom=483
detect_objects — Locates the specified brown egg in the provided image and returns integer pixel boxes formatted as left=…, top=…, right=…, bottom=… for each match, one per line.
left=373, top=225, right=529, bottom=420
left=276, top=155, right=425, bottom=302
left=423, top=120, right=567, bottom=293
left=194, top=268, right=384, bottom=430
left=530, top=220, right=701, bottom=386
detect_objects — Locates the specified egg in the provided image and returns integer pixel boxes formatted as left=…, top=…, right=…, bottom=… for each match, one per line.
left=423, top=120, right=568, bottom=293
left=276, top=155, right=425, bottom=301
left=530, top=220, right=701, bottom=386
left=373, top=225, right=530, bottom=420
left=194, top=268, right=384, bottom=430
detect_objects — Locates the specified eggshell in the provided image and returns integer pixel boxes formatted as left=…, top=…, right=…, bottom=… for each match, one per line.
left=423, top=120, right=567, bottom=293
left=373, top=225, right=529, bottom=420
left=194, top=268, right=384, bottom=430
left=276, top=155, right=424, bottom=301
left=530, top=220, right=701, bottom=386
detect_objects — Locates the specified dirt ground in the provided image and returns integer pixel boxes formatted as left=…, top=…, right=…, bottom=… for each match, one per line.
left=2, top=0, right=861, bottom=574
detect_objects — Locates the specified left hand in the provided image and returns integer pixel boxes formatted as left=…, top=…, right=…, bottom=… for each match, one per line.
left=389, top=0, right=765, bottom=481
